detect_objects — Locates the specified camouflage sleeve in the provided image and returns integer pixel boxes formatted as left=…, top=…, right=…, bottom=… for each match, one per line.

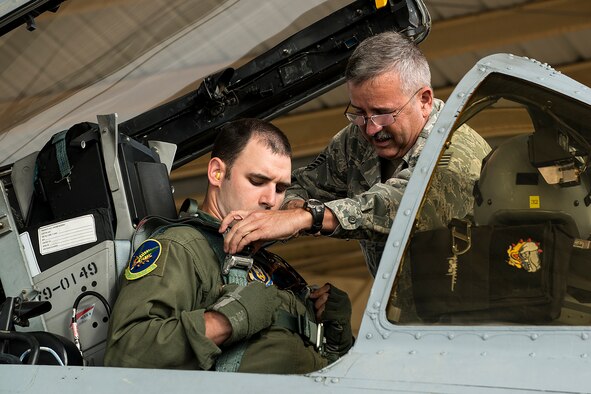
left=417, top=124, right=492, bottom=231
left=284, top=124, right=406, bottom=240
left=287, top=121, right=491, bottom=242
left=324, top=175, right=409, bottom=240
left=105, top=229, right=222, bottom=370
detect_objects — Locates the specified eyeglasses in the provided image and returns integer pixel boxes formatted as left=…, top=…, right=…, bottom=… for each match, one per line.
left=344, top=88, right=422, bottom=127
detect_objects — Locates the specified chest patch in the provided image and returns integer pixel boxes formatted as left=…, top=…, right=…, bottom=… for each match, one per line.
left=248, top=264, right=273, bottom=286
left=125, top=239, right=162, bottom=280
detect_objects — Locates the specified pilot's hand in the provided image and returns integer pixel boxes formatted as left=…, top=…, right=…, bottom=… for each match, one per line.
left=219, top=209, right=308, bottom=254
left=320, top=283, right=354, bottom=362
left=309, top=283, right=331, bottom=321
left=207, top=282, right=281, bottom=345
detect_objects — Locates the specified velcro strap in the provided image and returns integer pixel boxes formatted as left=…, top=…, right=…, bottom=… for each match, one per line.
left=273, top=310, right=323, bottom=351
left=51, top=130, right=71, bottom=180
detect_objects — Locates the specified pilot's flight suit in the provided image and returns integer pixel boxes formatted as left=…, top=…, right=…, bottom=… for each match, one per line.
left=104, top=211, right=335, bottom=373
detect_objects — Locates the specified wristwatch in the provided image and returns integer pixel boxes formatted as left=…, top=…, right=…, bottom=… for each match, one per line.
left=303, top=199, right=325, bottom=234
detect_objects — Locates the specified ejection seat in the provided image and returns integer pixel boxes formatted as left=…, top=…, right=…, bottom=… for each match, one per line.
left=0, top=114, right=178, bottom=365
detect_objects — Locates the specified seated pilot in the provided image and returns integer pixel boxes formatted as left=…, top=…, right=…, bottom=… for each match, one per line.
left=104, top=118, right=353, bottom=373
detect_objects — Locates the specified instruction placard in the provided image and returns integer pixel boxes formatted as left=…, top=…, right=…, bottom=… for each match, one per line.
left=38, top=214, right=97, bottom=255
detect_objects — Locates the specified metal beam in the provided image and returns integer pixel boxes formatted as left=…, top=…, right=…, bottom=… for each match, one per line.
left=422, top=0, right=591, bottom=60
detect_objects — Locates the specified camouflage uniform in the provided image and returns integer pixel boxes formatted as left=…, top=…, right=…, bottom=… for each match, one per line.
left=284, top=99, right=492, bottom=276
left=105, top=212, right=327, bottom=373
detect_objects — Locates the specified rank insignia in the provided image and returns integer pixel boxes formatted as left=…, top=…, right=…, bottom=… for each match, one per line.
left=125, top=239, right=162, bottom=280
left=507, top=238, right=543, bottom=273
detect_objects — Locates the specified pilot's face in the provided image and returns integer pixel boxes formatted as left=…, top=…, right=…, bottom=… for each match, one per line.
left=347, top=71, right=432, bottom=160
left=217, top=136, right=291, bottom=216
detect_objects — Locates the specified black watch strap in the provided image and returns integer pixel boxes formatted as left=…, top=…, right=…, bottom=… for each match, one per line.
left=303, top=199, right=325, bottom=234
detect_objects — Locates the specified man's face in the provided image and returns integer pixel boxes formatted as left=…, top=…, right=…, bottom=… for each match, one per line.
left=217, top=136, right=291, bottom=217
left=346, top=71, right=432, bottom=160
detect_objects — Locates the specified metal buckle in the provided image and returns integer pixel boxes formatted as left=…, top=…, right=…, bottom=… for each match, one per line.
left=315, top=322, right=324, bottom=352
left=298, top=315, right=324, bottom=352
left=222, top=254, right=254, bottom=275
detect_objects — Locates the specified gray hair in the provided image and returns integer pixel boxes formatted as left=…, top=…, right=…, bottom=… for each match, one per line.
left=345, top=31, right=431, bottom=95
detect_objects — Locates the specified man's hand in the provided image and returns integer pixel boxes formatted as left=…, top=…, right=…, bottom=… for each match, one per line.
left=317, top=283, right=354, bottom=362
left=207, top=282, right=281, bottom=345
left=309, top=283, right=331, bottom=321
left=219, top=209, right=311, bottom=254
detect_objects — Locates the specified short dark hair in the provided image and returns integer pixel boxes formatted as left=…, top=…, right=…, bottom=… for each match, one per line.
left=211, top=118, right=292, bottom=177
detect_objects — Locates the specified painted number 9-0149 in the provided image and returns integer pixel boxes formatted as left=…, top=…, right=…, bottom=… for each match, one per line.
left=40, top=261, right=98, bottom=300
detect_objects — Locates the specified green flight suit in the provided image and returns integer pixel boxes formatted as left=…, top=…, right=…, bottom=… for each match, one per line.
left=104, top=214, right=327, bottom=374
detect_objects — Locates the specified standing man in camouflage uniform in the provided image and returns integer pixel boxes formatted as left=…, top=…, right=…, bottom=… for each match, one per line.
left=220, top=32, right=491, bottom=276
left=105, top=119, right=353, bottom=373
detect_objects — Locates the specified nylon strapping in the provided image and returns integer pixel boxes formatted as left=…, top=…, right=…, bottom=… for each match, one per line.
left=51, top=130, right=72, bottom=181
left=196, top=228, right=251, bottom=372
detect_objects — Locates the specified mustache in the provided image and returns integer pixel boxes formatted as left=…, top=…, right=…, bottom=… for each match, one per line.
left=372, top=131, right=391, bottom=141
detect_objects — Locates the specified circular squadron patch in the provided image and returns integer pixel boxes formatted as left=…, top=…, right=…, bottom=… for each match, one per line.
left=125, top=239, right=162, bottom=280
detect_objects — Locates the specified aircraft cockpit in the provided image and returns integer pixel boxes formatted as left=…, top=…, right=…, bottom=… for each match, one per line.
left=4, top=1, right=591, bottom=392
left=387, top=64, right=591, bottom=327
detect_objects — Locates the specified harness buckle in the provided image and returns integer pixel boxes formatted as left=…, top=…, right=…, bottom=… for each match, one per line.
left=315, top=322, right=324, bottom=352
left=222, top=254, right=254, bottom=275
left=298, top=314, right=324, bottom=352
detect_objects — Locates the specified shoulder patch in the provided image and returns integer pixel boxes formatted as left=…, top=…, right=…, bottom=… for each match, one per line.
left=125, top=239, right=162, bottom=280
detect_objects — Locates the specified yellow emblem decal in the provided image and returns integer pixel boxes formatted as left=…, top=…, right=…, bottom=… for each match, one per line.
left=248, top=264, right=273, bottom=286
left=507, top=238, right=543, bottom=273
left=125, top=239, right=162, bottom=280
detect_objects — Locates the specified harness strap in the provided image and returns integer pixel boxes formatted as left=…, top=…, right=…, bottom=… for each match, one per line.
left=192, top=222, right=252, bottom=372
left=213, top=260, right=250, bottom=373
left=51, top=130, right=72, bottom=184
left=196, top=225, right=252, bottom=372
left=274, top=310, right=324, bottom=352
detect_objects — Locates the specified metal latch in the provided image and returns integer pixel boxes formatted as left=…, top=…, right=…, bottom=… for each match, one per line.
left=298, top=314, right=324, bottom=352
left=222, top=254, right=254, bottom=275
left=447, top=219, right=472, bottom=292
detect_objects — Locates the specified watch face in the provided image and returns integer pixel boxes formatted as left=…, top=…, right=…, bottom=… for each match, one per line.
left=306, top=199, right=322, bottom=210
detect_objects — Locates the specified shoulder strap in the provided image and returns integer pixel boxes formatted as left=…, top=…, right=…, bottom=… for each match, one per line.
left=199, top=226, right=251, bottom=372
left=193, top=226, right=226, bottom=268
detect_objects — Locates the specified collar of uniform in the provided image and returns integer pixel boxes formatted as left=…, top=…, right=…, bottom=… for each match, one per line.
left=402, top=98, right=444, bottom=166
left=194, top=209, right=222, bottom=229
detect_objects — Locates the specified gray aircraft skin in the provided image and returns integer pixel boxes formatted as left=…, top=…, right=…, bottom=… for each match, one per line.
left=2, top=2, right=591, bottom=393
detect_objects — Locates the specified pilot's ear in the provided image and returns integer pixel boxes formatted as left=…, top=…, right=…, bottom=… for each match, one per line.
left=208, top=157, right=226, bottom=186
left=418, top=87, right=433, bottom=117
